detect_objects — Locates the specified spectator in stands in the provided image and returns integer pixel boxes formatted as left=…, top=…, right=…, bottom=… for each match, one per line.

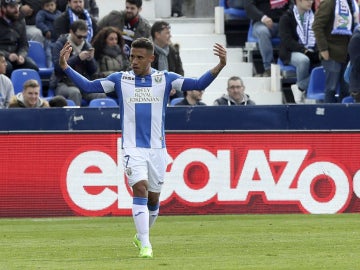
left=312, top=0, right=353, bottom=103
left=0, top=53, right=15, bottom=108
left=53, top=0, right=97, bottom=43
left=91, top=26, right=130, bottom=78
left=48, top=95, right=68, bottom=107
left=97, top=0, right=151, bottom=56
left=8, top=79, right=49, bottom=108
left=348, top=25, right=360, bottom=103
left=279, top=0, right=320, bottom=104
left=151, top=20, right=184, bottom=103
left=171, top=0, right=184, bottom=17
left=51, top=19, right=106, bottom=105
left=19, top=0, right=44, bottom=43
left=213, top=76, right=256, bottom=105
left=36, top=0, right=62, bottom=68
left=56, top=0, right=99, bottom=21
left=244, top=0, right=291, bottom=77
left=0, top=0, right=39, bottom=77
left=174, top=90, right=206, bottom=106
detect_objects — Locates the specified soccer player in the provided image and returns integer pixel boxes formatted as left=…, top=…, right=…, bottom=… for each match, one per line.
left=59, top=37, right=227, bottom=258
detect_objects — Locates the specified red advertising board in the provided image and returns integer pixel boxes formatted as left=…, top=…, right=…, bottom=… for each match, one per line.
left=1, top=132, right=360, bottom=217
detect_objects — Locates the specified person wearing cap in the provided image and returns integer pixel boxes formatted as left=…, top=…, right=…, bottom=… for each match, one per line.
left=0, top=0, right=39, bottom=77
left=151, top=20, right=184, bottom=104
left=8, top=79, right=49, bottom=108
left=97, top=0, right=151, bottom=56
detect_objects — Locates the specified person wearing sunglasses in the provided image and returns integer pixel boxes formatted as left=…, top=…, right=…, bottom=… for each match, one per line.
left=50, top=19, right=106, bottom=106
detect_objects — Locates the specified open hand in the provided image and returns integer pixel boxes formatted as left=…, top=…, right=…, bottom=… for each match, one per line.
left=59, top=42, right=72, bottom=70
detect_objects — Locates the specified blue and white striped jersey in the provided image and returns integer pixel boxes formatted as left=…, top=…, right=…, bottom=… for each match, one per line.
left=64, top=67, right=215, bottom=149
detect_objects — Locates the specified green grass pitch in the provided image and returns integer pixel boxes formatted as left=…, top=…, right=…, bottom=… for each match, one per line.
left=1, top=214, right=360, bottom=269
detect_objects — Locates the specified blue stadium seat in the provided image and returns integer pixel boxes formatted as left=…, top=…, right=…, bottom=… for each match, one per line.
left=10, top=68, right=43, bottom=96
left=170, top=97, right=183, bottom=106
left=88, top=98, right=118, bottom=107
left=306, top=66, right=325, bottom=101
left=28, top=41, right=54, bottom=79
left=218, top=0, right=247, bottom=19
left=342, top=96, right=355, bottom=104
left=277, top=58, right=296, bottom=79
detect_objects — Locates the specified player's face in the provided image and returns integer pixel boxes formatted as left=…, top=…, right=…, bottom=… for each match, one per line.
left=23, top=86, right=40, bottom=108
left=130, top=47, right=154, bottom=76
left=125, top=2, right=140, bottom=20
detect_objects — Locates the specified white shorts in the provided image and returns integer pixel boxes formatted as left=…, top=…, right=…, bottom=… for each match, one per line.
left=122, top=147, right=169, bottom=193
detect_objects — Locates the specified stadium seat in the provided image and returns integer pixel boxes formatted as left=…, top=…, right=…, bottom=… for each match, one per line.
left=28, top=41, right=54, bottom=79
left=342, top=96, right=355, bottom=104
left=306, top=66, right=325, bottom=101
left=10, top=68, right=43, bottom=96
left=277, top=58, right=296, bottom=79
left=88, top=98, right=118, bottom=107
left=169, top=97, right=183, bottom=106
left=247, top=20, right=281, bottom=46
left=218, top=0, right=247, bottom=19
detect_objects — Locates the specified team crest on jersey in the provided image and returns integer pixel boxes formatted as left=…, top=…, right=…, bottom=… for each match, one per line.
left=154, top=75, right=163, bottom=83
left=125, top=167, right=132, bottom=177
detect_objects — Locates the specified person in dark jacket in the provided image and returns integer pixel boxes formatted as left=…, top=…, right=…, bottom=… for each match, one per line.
left=0, top=0, right=39, bottom=77
left=279, top=0, right=319, bottom=104
left=56, top=0, right=99, bottom=21
left=53, top=0, right=97, bottom=43
left=244, top=0, right=291, bottom=77
left=213, top=76, right=256, bottom=105
left=151, top=20, right=184, bottom=103
left=174, top=90, right=206, bottom=106
left=51, top=19, right=105, bottom=105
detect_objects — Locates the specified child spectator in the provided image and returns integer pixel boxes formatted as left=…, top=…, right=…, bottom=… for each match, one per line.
left=36, top=0, right=62, bottom=67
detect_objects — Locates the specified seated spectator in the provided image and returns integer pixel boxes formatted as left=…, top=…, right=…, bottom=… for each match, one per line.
left=213, top=76, right=255, bottom=105
left=36, top=0, right=62, bottom=68
left=56, top=0, right=99, bottom=21
left=20, top=0, right=44, bottom=43
left=175, top=90, right=206, bottom=106
left=0, top=53, right=15, bottom=108
left=51, top=19, right=106, bottom=106
left=97, top=0, right=151, bottom=56
left=53, top=0, right=97, bottom=43
left=279, top=0, right=320, bottom=104
left=48, top=95, right=68, bottom=107
left=8, top=79, right=49, bottom=108
left=91, top=26, right=130, bottom=78
left=0, top=0, right=39, bottom=77
left=348, top=26, right=360, bottom=103
left=244, top=0, right=290, bottom=77
left=151, top=20, right=184, bottom=103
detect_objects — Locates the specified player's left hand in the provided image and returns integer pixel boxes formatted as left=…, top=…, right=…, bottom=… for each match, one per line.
left=213, top=43, right=227, bottom=67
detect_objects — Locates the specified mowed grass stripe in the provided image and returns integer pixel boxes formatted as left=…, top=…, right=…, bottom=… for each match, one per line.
left=1, top=214, right=360, bottom=269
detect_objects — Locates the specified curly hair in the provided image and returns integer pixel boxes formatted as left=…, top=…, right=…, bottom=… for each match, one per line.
left=91, top=26, right=126, bottom=61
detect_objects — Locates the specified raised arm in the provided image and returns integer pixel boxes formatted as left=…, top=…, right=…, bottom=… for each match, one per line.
left=210, top=43, right=227, bottom=77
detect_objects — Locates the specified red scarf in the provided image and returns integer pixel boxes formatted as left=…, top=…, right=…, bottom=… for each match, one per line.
left=270, top=0, right=288, bottom=9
